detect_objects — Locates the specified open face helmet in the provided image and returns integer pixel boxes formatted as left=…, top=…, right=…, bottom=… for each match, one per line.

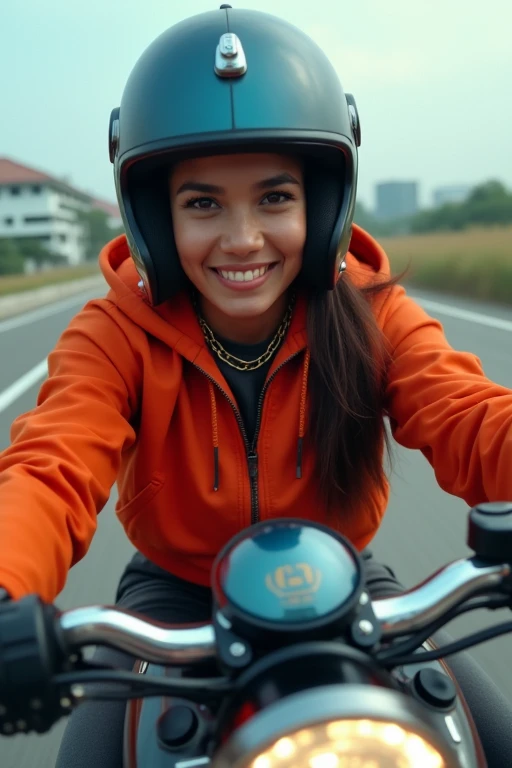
left=109, top=6, right=361, bottom=304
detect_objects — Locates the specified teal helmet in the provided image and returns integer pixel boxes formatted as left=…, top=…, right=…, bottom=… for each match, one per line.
left=109, top=5, right=361, bottom=305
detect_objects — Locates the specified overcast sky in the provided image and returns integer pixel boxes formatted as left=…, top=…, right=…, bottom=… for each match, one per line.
left=2, top=0, right=511, bottom=209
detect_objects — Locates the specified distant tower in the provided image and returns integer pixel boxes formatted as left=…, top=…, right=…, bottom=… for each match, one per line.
left=433, top=185, right=470, bottom=207
left=375, top=181, right=419, bottom=219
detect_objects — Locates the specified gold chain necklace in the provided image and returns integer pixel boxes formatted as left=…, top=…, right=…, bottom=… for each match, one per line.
left=197, top=296, right=295, bottom=371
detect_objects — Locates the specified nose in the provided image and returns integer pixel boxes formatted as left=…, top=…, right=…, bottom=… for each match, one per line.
left=219, top=208, right=265, bottom=258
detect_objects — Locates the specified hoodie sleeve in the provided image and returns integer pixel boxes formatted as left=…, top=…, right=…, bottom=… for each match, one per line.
left=381, top=285, right=512, bottom=505
left=0, top=300, right=140, bottom=602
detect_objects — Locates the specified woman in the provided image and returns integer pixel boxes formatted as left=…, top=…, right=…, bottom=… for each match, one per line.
left=0, top=7, right=511, bottom=766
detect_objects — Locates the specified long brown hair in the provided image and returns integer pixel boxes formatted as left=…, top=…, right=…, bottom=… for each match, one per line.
left=307, top=273, right=402, bottom=514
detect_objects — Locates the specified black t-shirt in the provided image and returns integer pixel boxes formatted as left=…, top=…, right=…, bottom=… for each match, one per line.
left=214, top=334, right=279, bottom=445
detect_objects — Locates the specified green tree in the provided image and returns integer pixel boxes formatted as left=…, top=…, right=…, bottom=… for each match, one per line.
left=79, top=209, right=122, bottom=260
left=16, top=238, right=65, bottom=267
left=409, top=203, right=469, bottom=234
left=0, top=239, right=25, bottom=275
left=409, top=180, right=512, bottom=234
left=354, top=201, right=412, bottom=237
left=467, top=180, right=508, bottom=205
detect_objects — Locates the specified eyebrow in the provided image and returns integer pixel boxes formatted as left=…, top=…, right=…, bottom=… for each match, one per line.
left=176, top=181, right=223, bottom=195
left=254, top=172, right=301, bottom=190
left=175, top=172, right=301, bottom=196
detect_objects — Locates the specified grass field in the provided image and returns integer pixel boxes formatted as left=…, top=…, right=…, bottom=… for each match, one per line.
left=380, top=225, right=512, bottom=305
left=0, top=264, right=100, bottom=297
left=1, top=227, right=511, bottom=305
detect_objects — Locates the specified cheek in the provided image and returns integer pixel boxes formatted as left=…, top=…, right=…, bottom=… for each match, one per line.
left=173, top=217, right=212, bottom=272
left=272, top=210, right=306, bottom=262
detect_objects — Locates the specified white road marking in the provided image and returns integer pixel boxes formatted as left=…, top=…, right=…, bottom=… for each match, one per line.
left=0, top=294, right=510, bottom=415
left=0, top=289, right=101, bottom=334
left=0, top=359, right=48, bottom=414
left=414, top=297, right=512, bottom=333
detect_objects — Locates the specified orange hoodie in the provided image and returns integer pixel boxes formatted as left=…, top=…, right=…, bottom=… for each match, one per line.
left=0, top=226, right=511, bottom=602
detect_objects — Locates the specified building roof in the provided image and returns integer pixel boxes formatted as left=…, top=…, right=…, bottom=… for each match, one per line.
left=0, top=157, right=52, bottom=185
left=0, top=157, right=119, bottom=215
left=90, top=197, right=121, bottom=219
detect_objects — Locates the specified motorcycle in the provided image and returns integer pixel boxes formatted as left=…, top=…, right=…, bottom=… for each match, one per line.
left=1, top=502, right=512, bottom=768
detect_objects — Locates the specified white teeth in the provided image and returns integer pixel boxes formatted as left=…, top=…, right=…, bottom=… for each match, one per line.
left=217, top=265, right=270, bottom=283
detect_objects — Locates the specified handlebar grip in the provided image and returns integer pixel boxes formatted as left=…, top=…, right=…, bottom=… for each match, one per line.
left=0, top=595, right=68, bottom=735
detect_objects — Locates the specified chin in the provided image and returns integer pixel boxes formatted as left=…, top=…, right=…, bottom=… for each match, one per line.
left=230, top=288, right=286, bottom=312
left=218, top=299, right=275, bottom=320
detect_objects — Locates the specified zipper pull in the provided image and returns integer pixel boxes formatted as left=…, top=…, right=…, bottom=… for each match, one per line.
left=247, top=451, right=258, bottom=479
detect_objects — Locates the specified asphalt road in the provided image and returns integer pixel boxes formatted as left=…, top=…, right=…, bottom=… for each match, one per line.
left=1, top=285, right=511, bottom=767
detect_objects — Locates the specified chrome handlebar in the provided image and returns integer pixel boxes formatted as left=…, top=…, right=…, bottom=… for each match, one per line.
left=59, top=606, right=217, bottom=664
left=372, top=558, right=510, bottom=638
left=58, top=558, right=511, bottom=665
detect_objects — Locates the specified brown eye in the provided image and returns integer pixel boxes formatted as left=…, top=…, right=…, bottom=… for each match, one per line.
left=262, top=191, right=294, bottom=205
left=184, top=197, right=219, bottom=210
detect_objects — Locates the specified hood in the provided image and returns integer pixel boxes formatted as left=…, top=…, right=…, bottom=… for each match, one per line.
left=99, top=224, right=392, bottom=487
left=98, top=223, right=391, bottom=352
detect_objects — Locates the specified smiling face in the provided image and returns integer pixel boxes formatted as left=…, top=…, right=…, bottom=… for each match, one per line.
left=170, top=153, right=306, bottom=342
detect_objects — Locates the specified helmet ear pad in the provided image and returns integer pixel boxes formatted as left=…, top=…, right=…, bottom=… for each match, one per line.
left=127, top=162, right=187, bottom=305
left=300, top=153, right=347, bottom=292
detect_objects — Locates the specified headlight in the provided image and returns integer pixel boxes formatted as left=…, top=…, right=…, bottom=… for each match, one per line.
left=212, top=685, right=457, bottom=768
left=249, top=720, right=444, bottom=768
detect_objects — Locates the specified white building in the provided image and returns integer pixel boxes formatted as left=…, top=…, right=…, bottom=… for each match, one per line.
left=90, top=197, right=123, bottom=231
left=0, top=157, right=121, bottom=266
left=433, top=185, right=471, bottom=207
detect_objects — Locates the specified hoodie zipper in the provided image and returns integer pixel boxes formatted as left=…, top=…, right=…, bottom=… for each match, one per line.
left=192, top=364, right=254, bottom=508
left=193, top=350, right=303, bottom=526
left=248, top=351, right=303, bottom=523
